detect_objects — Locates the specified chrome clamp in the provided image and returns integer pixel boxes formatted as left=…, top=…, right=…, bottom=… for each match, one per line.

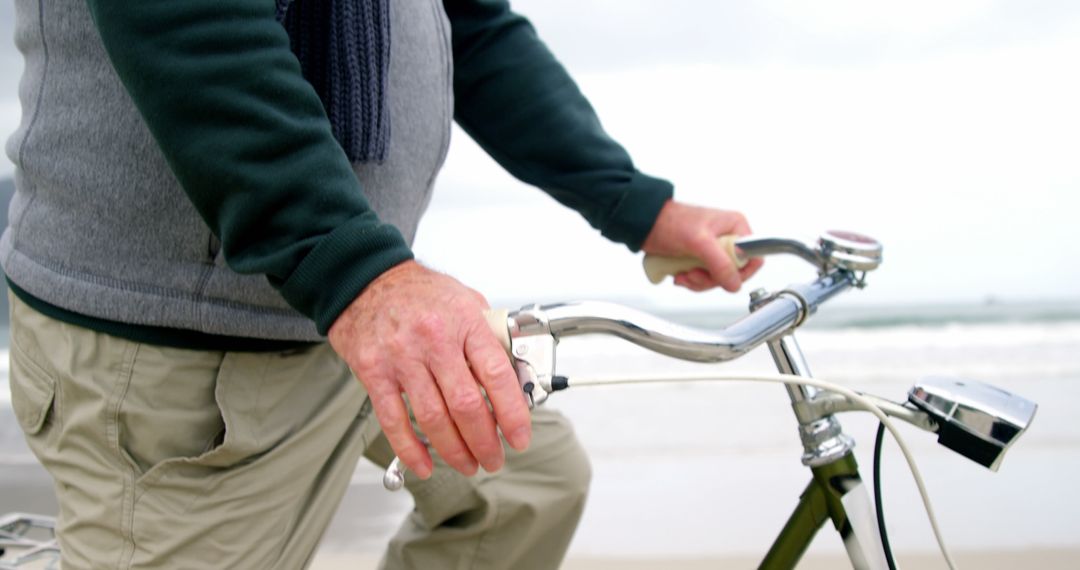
left=506, top=305, right=558, bottom=408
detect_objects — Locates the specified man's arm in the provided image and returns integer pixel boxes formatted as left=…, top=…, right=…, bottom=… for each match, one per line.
left=444, top=0, right=762, bottom=290
left=85, top=0, right=411, bottom=332
left=86, top=0, right=531, bottom=478
left=443, top=0, right=672, bottom=251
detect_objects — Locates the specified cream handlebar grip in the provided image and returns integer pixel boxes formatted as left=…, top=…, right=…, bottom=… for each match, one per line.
left=642, top=235, right=749, bottom=285
left=482, top=308, right=512, bottom=357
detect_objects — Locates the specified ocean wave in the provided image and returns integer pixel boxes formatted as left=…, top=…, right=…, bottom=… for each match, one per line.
left=660, top=302, right=1080, bottom=331
left=2, top=322, right=1076, bottom=410
left=798, top=321, right=1080, bottom=351
left=0, top=455, right=39, bottom=466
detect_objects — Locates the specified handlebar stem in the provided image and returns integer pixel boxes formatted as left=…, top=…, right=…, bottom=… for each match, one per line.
left=795, top=393, right=939, bottom=433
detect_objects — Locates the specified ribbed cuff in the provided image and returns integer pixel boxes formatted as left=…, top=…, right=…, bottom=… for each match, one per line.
left=599, top=172, right=674, bottom=252
left=277, top=216, right=414, bottom=334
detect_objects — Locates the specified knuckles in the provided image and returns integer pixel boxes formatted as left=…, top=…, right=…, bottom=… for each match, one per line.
left=412, top=404, right=451, bottom=430
left=689, top=231, right=719, bottom=253
left=446, top=386, right=486, bottom=417
left=352, top=349, right=382, bottom=375
left=412, top=312, right=447, bottom=341
left=478, top=356, right=512, bottom=383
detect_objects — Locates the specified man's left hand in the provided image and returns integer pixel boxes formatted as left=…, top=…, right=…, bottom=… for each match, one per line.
left=640, top=200, right=764, bottom=292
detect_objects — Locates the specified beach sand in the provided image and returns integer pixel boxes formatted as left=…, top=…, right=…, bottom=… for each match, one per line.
left=311, top=549, right=1080, bottom=569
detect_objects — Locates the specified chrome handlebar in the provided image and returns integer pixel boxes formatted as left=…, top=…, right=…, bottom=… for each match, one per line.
left=542, top=270, right=858, bottom=360
left=504, top=268, right=861, bottom=409
left=500, top=229, right=884, bottom=407
left=729, top=229, right=883, bottom=273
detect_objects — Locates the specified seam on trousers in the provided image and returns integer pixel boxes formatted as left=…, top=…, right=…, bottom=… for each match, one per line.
left=106, top=341, right=141, bottom=570
left=468, top=490, right=501, bottom=570
left=250, top=355, right=271, bottom=450
left=51, top=354, right=65, bottom=434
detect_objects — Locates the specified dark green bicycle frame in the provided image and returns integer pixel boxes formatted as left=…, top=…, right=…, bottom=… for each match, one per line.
left=760, top=453, right=865, bottom=569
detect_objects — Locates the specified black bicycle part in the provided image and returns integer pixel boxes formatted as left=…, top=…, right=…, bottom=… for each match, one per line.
left=874, top=421, right=898, bottom=570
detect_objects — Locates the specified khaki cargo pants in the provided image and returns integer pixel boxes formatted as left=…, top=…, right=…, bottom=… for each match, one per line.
left=7, top=294, right=591, bottom=569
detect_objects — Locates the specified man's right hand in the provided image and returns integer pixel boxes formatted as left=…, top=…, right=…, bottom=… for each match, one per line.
left=327, top=261, right=532, bottom=479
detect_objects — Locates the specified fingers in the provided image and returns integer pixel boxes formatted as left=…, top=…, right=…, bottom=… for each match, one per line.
left=328, top=264, right=519, bottom=481
left=406, top=313, right=527, bottom=475
left=676, top=233, right=764, bottom=292
left=427, top=333, right=506, bottom=473
left=399, top=358, right=480, bottom=477
left=365, top=381, right=435, bottom=479
left=669, top=209, right=758, bottom=293
left=696, top=236, right=743, bottom=292
left=460, top=292, right=531, bottom=452
left=641, top=202, right=756, bottom=293
left=739, top=257, right=765, bottom=282
left=715, top=211, right=752, bottom=238
left=673, top=268, right=714, bottom=291
left=464, top=320, right=532, bottom=451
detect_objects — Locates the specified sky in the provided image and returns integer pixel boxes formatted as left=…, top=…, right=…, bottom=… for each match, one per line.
left=1, top=1, right=1077, bottom=310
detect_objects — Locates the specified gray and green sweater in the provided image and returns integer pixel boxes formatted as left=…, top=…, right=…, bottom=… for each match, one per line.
left=1, top=0, right=673, bottom=349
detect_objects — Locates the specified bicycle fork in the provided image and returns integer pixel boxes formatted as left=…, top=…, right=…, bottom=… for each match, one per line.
left=759, top=333, right=889, bottom=570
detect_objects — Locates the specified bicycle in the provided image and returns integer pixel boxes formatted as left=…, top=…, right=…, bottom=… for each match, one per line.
left=381, top=230, right=1037, bottom=570
left=0, top=513, right=57, bottom=570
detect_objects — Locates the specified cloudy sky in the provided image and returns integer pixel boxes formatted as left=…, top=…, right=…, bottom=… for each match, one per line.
left=1, top=1, right=1077, bottom=310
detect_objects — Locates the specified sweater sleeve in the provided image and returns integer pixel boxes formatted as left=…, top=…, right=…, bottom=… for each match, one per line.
left=442, top=0, right=673, bottom=252
left=84, top=0, right=413, bottom=334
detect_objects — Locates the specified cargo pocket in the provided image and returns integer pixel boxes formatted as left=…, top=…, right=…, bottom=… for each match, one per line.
left=118, top=346, right=231, bottom=489
left=9, top=340, right=58, bottom=436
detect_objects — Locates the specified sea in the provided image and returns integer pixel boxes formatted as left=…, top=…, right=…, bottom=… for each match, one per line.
left=2, top=300, right=1079, bottom=561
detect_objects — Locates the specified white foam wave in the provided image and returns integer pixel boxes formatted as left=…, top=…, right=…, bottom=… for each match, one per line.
left=0, top=454, right=38, bottom=466
left=799, top=321, right=1080, bottom=351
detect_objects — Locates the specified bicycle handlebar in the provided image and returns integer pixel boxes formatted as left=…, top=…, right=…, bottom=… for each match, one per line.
left=487, top=230, right=881, bottom=366
left=500, top=269, right=855, bottom=365
left=479, top=231, right=882, bottom=411
left=642, top=230, right=883, bottom=285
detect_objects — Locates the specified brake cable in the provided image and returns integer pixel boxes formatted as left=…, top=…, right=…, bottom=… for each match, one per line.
left=874, top=422, right=899, bottom=570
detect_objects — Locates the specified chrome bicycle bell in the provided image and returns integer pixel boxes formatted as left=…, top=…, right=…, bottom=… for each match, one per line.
left=819, top=230, right=883, bottom=272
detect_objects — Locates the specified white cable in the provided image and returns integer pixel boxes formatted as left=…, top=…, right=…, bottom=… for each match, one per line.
left=565, top=371, right=959, bottom=570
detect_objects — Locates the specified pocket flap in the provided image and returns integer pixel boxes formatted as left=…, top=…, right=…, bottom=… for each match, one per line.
left=10, top=344, right=57, bottom=435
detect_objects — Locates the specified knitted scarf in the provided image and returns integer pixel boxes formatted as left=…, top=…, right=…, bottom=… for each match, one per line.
left=276, top=0, right=391, bottom=163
